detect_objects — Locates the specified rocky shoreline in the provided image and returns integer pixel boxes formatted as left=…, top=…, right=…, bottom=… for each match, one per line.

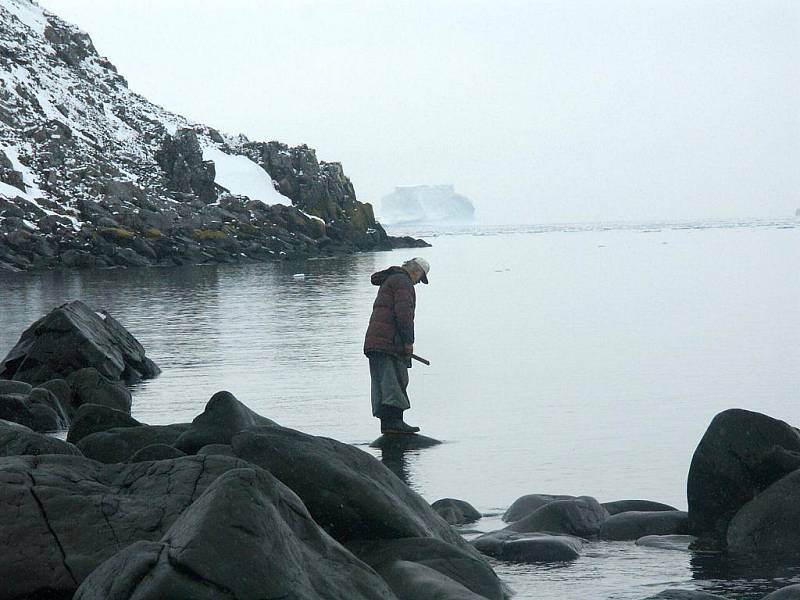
left=0, top=2, right=429, bottom=273
left=1, top=301, right=800, bottom=600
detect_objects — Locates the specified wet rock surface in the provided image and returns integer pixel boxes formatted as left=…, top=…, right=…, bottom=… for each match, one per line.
left=599, top=510, right=689, bottom=541
left=0, top=300, right=160, bottom=386
left=472, top=530, right=584, bottom=563
left=432, top=498, right=482, bottom=525
left=504, top=496, right=609, bottom=538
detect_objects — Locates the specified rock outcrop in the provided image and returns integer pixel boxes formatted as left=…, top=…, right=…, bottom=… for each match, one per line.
left=0, top=1, right=427, bottom=273
left=0, top=300, right=160, bottom=387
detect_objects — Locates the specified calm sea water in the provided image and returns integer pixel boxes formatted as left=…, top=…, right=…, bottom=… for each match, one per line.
left=1, top=219, right=798, bottom=599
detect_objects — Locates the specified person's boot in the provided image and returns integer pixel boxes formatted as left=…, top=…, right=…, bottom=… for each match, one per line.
left=381, top=407, right=419, bottom=434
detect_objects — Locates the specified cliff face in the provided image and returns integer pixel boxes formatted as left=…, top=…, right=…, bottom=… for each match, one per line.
left=0, top=0, right=426, bottom=272
left=380, top=185, right=475, bottom=226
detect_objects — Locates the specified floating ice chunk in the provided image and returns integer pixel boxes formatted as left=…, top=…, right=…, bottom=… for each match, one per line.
left=292, top=273, right=306, bottom=279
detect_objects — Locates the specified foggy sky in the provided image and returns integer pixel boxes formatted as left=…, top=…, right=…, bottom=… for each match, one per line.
left=39, top=0, right=800, bottom=223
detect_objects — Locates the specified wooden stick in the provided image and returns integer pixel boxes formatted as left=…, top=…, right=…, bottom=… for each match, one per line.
left=411, top=354, right=430, bottom=366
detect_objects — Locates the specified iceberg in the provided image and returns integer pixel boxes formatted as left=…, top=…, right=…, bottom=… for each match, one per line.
left=379, top=185, right=475, bottom=225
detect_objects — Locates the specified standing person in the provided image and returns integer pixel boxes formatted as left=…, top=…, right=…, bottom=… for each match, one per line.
left=364, top=257, right=430, bottom=434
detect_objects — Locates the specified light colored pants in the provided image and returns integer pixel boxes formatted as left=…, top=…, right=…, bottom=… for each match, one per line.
left=368, top=353, right=410, bottom=417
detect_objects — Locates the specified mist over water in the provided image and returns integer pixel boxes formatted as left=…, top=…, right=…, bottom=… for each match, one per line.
left=1, top=219, right=798, bottom=598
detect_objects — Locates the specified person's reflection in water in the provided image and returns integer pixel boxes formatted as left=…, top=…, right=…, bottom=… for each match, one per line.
left=380, top=445, right=415, bottom=487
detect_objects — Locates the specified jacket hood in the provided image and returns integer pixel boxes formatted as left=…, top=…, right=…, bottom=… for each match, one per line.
left=370, top=266, right=409, bottom=286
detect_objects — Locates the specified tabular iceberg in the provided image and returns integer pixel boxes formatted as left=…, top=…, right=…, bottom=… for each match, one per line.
left=379, top=185, right=475, bottom=225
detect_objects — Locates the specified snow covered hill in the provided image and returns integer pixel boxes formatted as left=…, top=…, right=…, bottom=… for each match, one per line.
left=0, top=0, right=426, bottom=271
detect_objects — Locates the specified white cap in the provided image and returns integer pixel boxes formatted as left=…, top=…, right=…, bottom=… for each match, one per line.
left=407, top=257, right=430, bottom=284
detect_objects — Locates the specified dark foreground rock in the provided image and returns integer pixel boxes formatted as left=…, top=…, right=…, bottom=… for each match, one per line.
left=375, top=560, right=486, bottom=600
left=472, top=530, right=584, bottom=562
left=762, top=585, right=800, bottom=599
left=173, top=390, right=277, bottom=454
left=0, top=423, right=81, bottom=457
left=505, top=496, right=609, bottom=538
left=502, top=493, right=574, bottom=522
left=67, top=367, right=133, bottom=414
left=348, top=537, right=505, bottom=600
left=727, top=469, right=800, bottom=557
left=0, top=386, right=69, bottom=431
left=66, top=403, right=141, bottom=444
left=75, top=468, right=396, bottom=600
left=431, top=498, right=482, bottom=525
left=599, top=511, right=688, bottom=541
left=76, top=423, right=189, bottom=463
left=0, top=300, right=160, bottom=385
left=0, top=454, right=251, bottom=598
left=687, top=408, right=800, bottom=545
left=232, top=426, right=475, bottom=554
left=602, top=499, right=679, bottom=515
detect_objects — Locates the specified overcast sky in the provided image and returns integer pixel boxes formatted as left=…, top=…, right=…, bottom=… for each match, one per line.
left=39, top=0, right=800, bottom=224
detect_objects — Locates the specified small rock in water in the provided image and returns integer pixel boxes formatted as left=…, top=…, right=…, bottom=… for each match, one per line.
left=431, top=498, right=482, bottom=525
left=641, top=590, right=728, bottom=599
left=762, top=584, right=800, bottom=599
left=472, top=530, right=584, bottom=563
left=370, top=433, right=442, bottom=450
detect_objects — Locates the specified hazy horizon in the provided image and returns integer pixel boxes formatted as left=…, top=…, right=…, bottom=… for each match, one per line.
left=38, top=0, right=800, bottom=224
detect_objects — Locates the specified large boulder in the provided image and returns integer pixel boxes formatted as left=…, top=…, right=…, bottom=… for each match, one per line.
left=727, top=469, right=800, bottom=556
left=77, top=423, right=189, bottom=463
left=374, top=560, right=486, bottom=600
left=602, top=499, right=678, bottom=515
left=67, top=368, right=133, bottom=414
left=128, top=443, right=186, bottom=463
left=687, top=409, right=800, bottom=545
left=599, top=511, right=688, bottom=541
left=762, top=585, right=800, bottom=600
left=66, top=403, right=141, bottom=444
left=0, top=424, right=82, bottom=457
left=0, top=454, right=251, bottom=599
left=502, top=493, right=574, bottom=522
left=472, top=530, right=583, bottom=562
left=504, top=496, right=609, bottom=538
left=0, top=387, right=69, bottom=432
left=231, top=426, right=475, bottom=553
left=75, top=468, right=396, bottom=600
left=172, top=390, right=277, bottom=454
left=431, top=498, right=482, bottom=525
left=347, top=537, right=505, bottom=600
left=0, top=300, right=160, bottom=385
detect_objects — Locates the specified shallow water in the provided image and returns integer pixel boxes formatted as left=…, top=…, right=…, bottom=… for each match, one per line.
left=1, top=219, right=798, bottom=599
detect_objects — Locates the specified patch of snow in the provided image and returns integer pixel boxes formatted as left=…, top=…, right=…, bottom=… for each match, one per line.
left=0, top=181, right=26, bottom=199
left=22, top=218, right=39, bottom=230
left=1, top=144, right=46, bottom=199
left=301, top=211, right=325, bottom=224
left=5, top=0, right=48, bottom=35
left=202, top=144, right=293, bottom=206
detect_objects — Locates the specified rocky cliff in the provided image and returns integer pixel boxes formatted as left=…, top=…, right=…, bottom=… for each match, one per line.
left=0, top=0, right=427, bottom=272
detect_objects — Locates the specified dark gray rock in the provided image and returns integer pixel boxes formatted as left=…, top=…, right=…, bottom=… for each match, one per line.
left=77, top=423, right=189, bottom=463
left=67, top=367, right=132, bottom=413
left=0, top=426, right=82, bottom=457
left=370, top=433, right=443, bottom=450
left=641, top=591, right=728, bottom=599
left=472, top=530, right=583, bottom=562
left=602, top=499, right=679, bottom=515
left=155, top=129, right=217, bottom=205
left=505, top=496, right=609, bottom=538
left=347, top=537, right=505, bottom=600
left=502, top=493, right=574, bottom=522
left=431, top=498, right=482, bottom=525
left=635, top=534, right=696, bottom=551
left=727, top=469, right=800, bottom=556
left=376, top=560, right=487, bottom=600
left=38, top=378, right=74, bottom=416
left=0, top=380, right=32, bottom=395
left=762, top=585, right=800, bottom=599
left=0, top=393, right=36, bottom=428
left=0, top=454, right=251, bottom=598
left=687, top=409, right=800, bottom=545
left=173, top=390, right=277, bottom=454
left=231, top=426, right=477, bottom=555
left=29, top=386, right=70, bottom=428
left=74, top=468, right=396, bottom=600
left=0, top=300, right=160, bottom=385
left=67, top=403, right=141, bottom=444
left=599, top=511, right=688, bottom=541
left=128, top=443, right=186, bottom=462
left=29, top=402, right=63, bottom=431
left=196, top=443, right=236, bottom=457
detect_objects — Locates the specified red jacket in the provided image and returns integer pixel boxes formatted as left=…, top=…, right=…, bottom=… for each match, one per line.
left=363, top=267, right=415, bottom=356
